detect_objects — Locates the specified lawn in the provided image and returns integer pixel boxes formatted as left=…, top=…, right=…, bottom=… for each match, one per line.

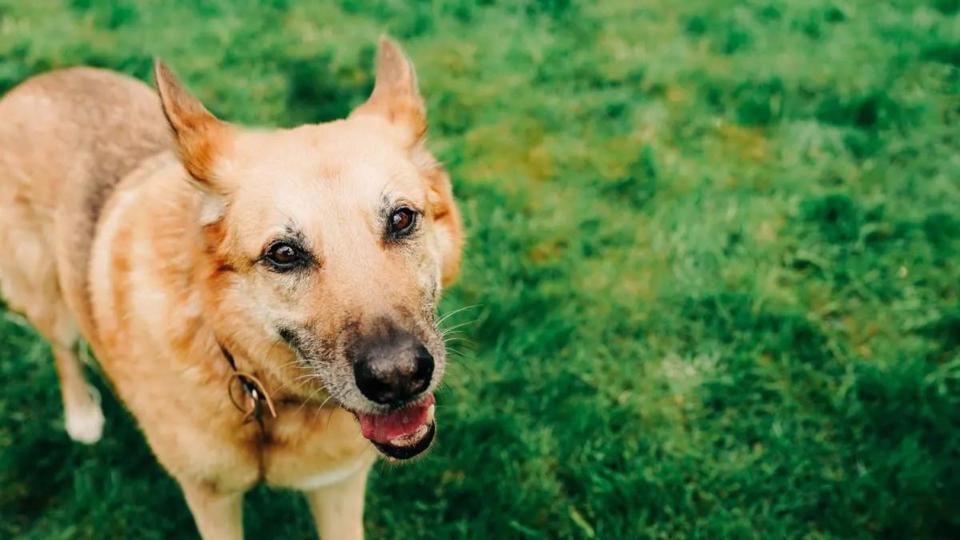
left=1, top=0, right=959, bottom=538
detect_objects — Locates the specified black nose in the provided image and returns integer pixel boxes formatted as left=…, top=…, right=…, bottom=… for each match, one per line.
left=352, top=328, right=434, bottom=406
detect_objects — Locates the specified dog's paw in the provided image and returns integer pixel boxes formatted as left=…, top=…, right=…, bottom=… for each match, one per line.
left=65, top=388, right=105, bottom=444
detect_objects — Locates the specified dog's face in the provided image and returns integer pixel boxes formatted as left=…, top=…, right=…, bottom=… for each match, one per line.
left=154, top=39, right=462, bottom=459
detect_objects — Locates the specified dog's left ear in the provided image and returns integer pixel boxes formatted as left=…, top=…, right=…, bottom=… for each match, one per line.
left=350, top=37, right=426, bottom=147
left=153, top=59, right=233, bottom=191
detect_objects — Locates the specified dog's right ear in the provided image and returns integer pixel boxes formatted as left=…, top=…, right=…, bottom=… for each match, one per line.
left=153, top=59, right=233, bottom=191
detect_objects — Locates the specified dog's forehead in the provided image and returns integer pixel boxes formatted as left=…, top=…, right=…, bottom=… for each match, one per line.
left=228, top=122, right=421, bottom=192
left=224, top=123, right=426, bottom=248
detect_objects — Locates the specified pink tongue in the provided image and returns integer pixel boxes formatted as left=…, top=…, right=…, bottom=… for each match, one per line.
left=357, top=394, right=435, bottom=444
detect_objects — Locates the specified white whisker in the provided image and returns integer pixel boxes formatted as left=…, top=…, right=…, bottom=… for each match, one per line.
left=435, top=304, right=482, bottom=327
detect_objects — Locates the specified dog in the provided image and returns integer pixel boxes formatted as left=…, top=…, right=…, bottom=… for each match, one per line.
left=0, top=37, right=463, bottom=539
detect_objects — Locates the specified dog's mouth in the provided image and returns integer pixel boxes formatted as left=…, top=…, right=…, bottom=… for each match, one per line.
left=352, top=394, right=436, bottom=460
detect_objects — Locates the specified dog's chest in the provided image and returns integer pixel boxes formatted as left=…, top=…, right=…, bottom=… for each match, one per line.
left=273, top=453, right=370, bottom=490
left=259, top=404, right=374, bottom=489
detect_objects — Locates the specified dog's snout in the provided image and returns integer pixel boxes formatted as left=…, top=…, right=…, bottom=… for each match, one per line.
left=352, top=329, right=434, bottom=406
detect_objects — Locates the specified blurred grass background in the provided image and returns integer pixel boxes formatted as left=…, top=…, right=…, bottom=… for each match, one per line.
left=1, top=0, right=959, bottom=538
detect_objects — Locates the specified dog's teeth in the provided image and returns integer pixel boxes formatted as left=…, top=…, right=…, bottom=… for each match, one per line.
left=389, top=424, right=429, bottom=447
left=426, top=403, right=435, bottom=424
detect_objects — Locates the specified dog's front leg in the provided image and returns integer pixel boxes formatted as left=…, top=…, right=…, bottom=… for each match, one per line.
left=305, top=464, right=371, bottom=540
left=180, top=481, right=244, bottom=540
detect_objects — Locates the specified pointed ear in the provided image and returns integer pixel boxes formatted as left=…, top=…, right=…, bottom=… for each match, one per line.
left=153, top=59, right=232, bottom=189
left=350, top=37, right=426, bottom=146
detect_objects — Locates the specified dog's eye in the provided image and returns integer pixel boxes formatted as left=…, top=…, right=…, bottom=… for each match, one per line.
left=388, top=207, right=418, bottom=238
left=263, top=242, right=306, bottom=271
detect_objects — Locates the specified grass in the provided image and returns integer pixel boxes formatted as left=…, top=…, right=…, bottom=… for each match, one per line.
left=1, top=0, right=959, bottom=538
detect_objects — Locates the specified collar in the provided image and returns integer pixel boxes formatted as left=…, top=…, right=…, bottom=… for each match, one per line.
left=219, top=342, right=278, bottom=425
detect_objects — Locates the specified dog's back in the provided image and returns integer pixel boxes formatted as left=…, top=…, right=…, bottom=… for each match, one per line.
left=0, top=68, right=170, bottom=441
left=0, top=68, right=169, bottom=346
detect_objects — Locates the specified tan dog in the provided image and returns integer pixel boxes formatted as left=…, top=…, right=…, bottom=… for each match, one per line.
left=0, top=37, right=462, bottom=539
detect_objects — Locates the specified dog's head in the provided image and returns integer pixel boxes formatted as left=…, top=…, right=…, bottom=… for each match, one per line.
left=154, top=38, right=462, bottom=460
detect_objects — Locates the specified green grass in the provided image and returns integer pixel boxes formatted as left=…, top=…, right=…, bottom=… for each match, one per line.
left=1, top=0, right=959, bottom=538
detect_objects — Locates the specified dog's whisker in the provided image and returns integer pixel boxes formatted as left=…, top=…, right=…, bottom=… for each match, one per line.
left=274, top=357, right=309, bottom=372
left=443, top=340, right=476, bottom=352
left=434, top=304, right=477, bottom=325
left=322, top=398, right=339, bottom=429
left=293, top=384, right=334, bottom=417
left=435, top=304, right=481, bottom=327
left=438, top=318, right=478, bottom=335
left=440, top=329, right=468, bottom=339
left=440, top=316, right=477, bottom=328
left=293, top=371, right=325, bottom=383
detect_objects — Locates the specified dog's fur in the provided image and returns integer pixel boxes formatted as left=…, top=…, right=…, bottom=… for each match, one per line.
left=0, top=38, right=462, bottom=539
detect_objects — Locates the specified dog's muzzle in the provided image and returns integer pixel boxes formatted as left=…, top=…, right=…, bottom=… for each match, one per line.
left=353, top=394, right=436, bottom=460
